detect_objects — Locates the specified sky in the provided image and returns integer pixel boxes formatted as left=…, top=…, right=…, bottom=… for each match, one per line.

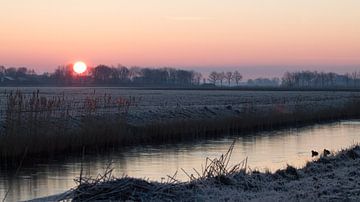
left=0, top=0, right=359, bottom=77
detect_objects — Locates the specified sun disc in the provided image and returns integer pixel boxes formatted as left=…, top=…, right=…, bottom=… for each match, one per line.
left=73, top=61, right=87, bottom=74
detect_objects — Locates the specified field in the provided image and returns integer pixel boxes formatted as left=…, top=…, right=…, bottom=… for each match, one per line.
left=1, top=87, right=360, bottom=126
left=1, top=87, right=360, bottom=160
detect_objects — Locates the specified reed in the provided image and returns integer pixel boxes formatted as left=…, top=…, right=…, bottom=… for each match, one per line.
left=1, top=90, right=360, bottom=162
left=0, top=90, right=137, bottom=161
left=64, top=140, right=248, bottom=201
left=129, top=98, right=360, bottom=144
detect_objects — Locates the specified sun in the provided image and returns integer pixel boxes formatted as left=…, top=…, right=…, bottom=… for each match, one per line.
left=73, top=61, right=87, bottom=74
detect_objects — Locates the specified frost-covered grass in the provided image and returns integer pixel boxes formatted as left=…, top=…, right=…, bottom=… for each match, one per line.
left=2, top=87, right=360, bottom=126
left=38, top=143, right=360, bottom=201
left=1, top=88, right=360, bottom=161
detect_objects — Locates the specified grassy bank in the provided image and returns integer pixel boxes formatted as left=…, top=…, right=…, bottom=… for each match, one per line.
left=34, top=143, right=360, bottom=201
left=1, top=90, right=360, bottom=162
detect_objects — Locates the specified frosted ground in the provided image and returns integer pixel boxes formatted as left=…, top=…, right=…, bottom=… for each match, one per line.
left=1, top=87, right=360, bottom=126
left=31, top=145, right=360, bottom=201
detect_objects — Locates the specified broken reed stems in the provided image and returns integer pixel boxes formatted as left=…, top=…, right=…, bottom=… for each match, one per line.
left=198, top=139, right=247, bottom=180
left=57, top=144, right=360, bottom=201
left=69, top=140, right=248, bottom=201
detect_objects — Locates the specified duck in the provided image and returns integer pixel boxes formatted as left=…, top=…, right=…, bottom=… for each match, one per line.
left=323, top=149, right=331, bottom=157
left=311, top=150, right=319, bottom=157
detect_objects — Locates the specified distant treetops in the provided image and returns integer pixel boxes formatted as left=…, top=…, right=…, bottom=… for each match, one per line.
left=1, top=65, right=359, bottom=88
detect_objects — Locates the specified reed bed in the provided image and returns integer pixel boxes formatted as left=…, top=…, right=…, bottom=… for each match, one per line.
left=1, top=90, right=360, bottom=162
left=0, top=90, right=138, bottom=161
left=130, top=98, right=360, bottom=144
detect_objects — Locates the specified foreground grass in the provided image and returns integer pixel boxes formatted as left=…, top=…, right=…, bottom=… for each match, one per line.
left=2, top=90, right=360, bottom=162
left=34, top=143, right=360, bottom=201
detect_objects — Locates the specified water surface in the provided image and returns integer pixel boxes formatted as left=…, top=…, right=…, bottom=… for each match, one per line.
left=1, top=120, right=360, bottom=201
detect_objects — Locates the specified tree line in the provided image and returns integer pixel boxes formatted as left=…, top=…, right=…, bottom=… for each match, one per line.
left=0, top=65, right=203, bottom=86
left=207, top=71, right=243, bottom=86
left=1, top=64, right=360, bottom=88
left=281, top=71, right=360, bottom=88
left=205, top=71, right=280, bottom=87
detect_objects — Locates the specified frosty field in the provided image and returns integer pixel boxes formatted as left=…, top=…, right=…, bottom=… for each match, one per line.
left=1, top=87, right=360, bottom=126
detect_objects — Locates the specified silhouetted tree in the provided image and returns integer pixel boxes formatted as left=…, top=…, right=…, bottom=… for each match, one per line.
left=192, top=72, right=202, bottom=85
left=218, top=72, right=225, bottom=86
left=117, top=65, right=130, bottom=82
left=0, top=66, right=5, bottom=77
left=51, top=65, right=73, bottom=84
left=92, top=65, right=113, bottom=82
left=5, top=67, right=17, bottom=78
left=176, top=70, right=193, bottom=85
left=0, top=66, right=5, bottom=82
left=247, top=77, right=280, bottom=86
left=225, top=72, right=233, bottom=86
left=281, top=70, right=358, bottom=88
left=208, top=71, right=218, bottom=85
left=233, top=71, right=243, bottom=86
left=129, top=66, right=142, bottom=81
left=16, top=67, right=28, bottom=78
left=352, top=71, right=359, bottom=87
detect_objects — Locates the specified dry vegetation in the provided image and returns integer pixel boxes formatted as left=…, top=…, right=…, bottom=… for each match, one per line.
left=1, top=89, right=360, bottom=162
left=0, top=90, right=137, bottom=161
left=55, top=140, right=248, bottom=201
left=42, top=142, right=360, bottom=201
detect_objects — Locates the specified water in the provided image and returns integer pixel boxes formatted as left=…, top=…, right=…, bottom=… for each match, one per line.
left=1, top=120, right=360, bottom=201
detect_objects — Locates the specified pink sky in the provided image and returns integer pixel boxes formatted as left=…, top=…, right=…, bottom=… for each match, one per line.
left=0, top=0, right=359, bottom=74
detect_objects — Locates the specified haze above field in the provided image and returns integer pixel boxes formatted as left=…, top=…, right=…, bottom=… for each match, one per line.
left=0, top=0, right=359, bottom=77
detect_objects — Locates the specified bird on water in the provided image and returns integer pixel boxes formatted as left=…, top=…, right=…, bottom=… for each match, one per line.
left=311, top=150, right=319, bottom=157
left=323, top=149, right=331, bottom=157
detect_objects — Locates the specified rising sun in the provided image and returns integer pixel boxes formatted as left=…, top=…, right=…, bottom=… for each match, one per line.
left=73, top=61, right=87, bottom=74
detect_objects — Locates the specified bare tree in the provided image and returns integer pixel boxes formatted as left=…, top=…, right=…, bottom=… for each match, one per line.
left=117, top=65, right=130, bottom=81
left=0, top=66, right=5, bottom=77
left=92, top=65, right=113, bottom=82
left=129, top=66, right=142, bottom=81
left=345, top=73, right=351, bottom=87
left=233, top=71, right=243, bottom=86
left=225, top=71, right=233, bottom=86
left=192, top=72, right=202, bottom=85
left=0, top=66, right=5, bottom=82
left=281, top=72, right=293, bottom=87
left=352, top=71, right=358, bottom=87
left=218, top=72, right=225, bottom=86
left=208, top=71, right=218, bottom=85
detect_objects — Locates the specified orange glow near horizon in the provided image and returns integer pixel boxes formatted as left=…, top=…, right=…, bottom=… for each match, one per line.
left=0, top=0, right=359, bottom=73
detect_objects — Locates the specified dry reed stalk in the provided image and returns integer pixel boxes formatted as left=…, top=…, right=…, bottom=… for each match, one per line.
left=68, top=140, right=248, bottom=201
left=0, top=90, right=139, bottom=160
